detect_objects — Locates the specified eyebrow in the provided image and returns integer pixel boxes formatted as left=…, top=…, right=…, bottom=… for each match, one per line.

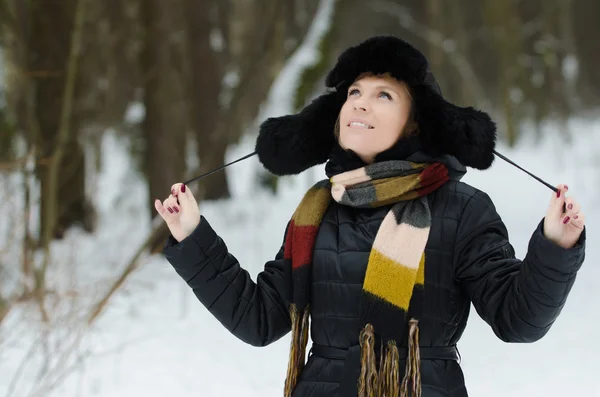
left=374, top=85, right=400, bottom=96
left=350, top=82, right=402, bottom=97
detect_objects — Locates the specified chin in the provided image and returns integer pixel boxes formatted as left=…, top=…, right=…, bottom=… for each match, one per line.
left=339, top=143, right=376, bottom=163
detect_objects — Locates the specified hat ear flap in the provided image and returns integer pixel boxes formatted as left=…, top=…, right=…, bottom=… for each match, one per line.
left=255, top=91, right=345, bottom=175
left=412, top=85, right=497, bottom=170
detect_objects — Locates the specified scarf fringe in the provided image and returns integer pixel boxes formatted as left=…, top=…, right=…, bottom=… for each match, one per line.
left=358, top=324, right=379, bottom=397
left=400, top=319, right=422, bottom=397
left=358, top=320, right=422, bottom=397
left=378, top=339, right=400, bottom=397
left=284, top=304, right=310, bottom=397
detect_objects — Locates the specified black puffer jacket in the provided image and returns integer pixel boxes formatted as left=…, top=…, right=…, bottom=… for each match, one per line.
left=163, top=155, right=586, bottom=397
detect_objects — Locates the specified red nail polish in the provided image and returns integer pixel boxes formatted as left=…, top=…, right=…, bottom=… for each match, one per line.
left=557, top=190, right=560, bottom=198
left=563, top=216, right=570, bottom=224
left=574, top=215, right=579, bottom=220
left=568, top=204, right=573, bottom=210
left=181, top=184, right=186, bottom=193
left=173, top=207, right=179, bottom=213
left=168, top=207, right=174, bottom=213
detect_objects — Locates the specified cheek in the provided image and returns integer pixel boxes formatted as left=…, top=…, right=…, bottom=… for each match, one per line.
left=373, top=113, right=408, bottom=146
left=339, top=101, right=352, bottom=122
left=338, top=103, right=352, bottom=135
left=388, top=109, right=409, bottom=135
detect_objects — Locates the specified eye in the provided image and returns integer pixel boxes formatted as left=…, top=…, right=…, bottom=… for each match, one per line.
left=348, top=88, right=360, bottom=96
left=379, top=91, right=392, bottom=100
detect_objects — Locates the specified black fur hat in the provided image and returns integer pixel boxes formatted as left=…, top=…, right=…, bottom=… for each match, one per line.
left=255, top=35, right=497, bottom=175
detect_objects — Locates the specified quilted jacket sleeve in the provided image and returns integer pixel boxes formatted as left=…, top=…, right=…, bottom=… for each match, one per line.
left=454, top=190, right=586, bottom=343
left=162, top=216, right=291, bottom=347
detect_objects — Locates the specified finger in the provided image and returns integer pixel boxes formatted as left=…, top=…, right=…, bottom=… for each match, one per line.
left=570, top=212, right=585, bottom=229
left=176, top=183, right=198, bottom=210
left=564, top=196, right=580, bottom=216
left=167, top=184, right=181, bottom=206
left=547, top=184, right=568, bottom=221
left=171, top=183, right=183, bottom=196
left=164, top=195, right=180, bottom=214
left=154, top=199, right=167, bottom=217
left=157, top=197, right=178, bottom=224
left=161, top=196, right=180, bottom=224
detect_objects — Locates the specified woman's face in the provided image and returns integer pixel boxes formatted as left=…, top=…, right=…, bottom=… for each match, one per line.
left=338, top=73, right=413, bottom=164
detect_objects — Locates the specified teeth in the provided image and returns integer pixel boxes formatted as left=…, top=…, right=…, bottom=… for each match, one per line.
left=350, top=121, right=371, bottom=128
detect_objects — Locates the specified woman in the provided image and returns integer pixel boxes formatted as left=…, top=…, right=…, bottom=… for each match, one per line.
left=155, top=36, right=587, bottom=397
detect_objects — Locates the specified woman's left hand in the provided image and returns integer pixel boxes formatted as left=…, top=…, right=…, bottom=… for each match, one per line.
left=543, top=184, right=585, bottom=249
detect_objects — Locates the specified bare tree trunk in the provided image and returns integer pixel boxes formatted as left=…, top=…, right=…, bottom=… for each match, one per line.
left=424, top=0, right=446, bottom=88
left=27, top=0, right=88, bottom=321
left=482, top=0, right=524, bottom=146
left=189, top=0, right=290, bottom=200
left=447, top=0, right=472, bottom=106
left=0, top=295, right=8, bottom=324
left=556, top=0, right=579, bottom=112
left=572, top=0, right=600, bottom=105
left=182, top=0, right=224, bottom=199
left=95, top=0, right=141, bottom=127
left=25, top=0, right=93, bottom=243
left=140, top=0, right=188, bottom=221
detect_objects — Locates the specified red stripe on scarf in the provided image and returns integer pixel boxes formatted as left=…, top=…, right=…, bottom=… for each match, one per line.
left=416, top=163, right=449, bottom=196
left=284, top=221, right=320, bottom=270
left=283, top=220, right=295, bottom=260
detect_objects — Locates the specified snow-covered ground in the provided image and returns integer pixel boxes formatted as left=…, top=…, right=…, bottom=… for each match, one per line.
left=1, top=0, right=599, bottom=395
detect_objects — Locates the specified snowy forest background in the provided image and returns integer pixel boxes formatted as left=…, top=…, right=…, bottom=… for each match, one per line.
left=0, top=0, right=599, bottom=396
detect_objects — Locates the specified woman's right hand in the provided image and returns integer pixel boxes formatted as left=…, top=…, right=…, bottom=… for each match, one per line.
left=154, top=183, right=201, bottom=243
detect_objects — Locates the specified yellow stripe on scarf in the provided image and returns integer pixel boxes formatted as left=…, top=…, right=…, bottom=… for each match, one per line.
left=292, top=184, right=331, bottom=227
left=363, top=250, right=425, bottom=311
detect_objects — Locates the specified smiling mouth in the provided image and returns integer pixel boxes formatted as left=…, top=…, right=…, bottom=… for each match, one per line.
left=348, top=121, right=374, bottom=129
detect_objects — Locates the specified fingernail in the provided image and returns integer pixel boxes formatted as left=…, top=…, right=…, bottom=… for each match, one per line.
left=563, top=216, right=570, bottom=224
left=557, top=190, right=561, bottom=198
left=173, top=207, right=179, bottom=213
left=574, top=215, right=579, bottom=220
left=564, top=185, right=569, bottom=190
left=181, top=184, right=186, bottom=193
left=568, top=204, right=573, bottom=210
left=168, top=207, right=174, bottom=214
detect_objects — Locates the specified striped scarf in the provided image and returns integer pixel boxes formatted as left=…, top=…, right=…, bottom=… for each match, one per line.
left=283, top=160, right=449, bottom=397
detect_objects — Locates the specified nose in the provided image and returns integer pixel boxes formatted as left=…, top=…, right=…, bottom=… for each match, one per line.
left=353, top=95, right=369, bottom=112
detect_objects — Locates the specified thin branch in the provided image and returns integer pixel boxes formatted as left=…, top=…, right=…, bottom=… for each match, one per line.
left=26, top=330, right=88, bottom=397
left=87, top=170, right=213, bottom=326
left=87, top=220, right=169, bottom=325
left=5, top=334, right=43, bottom=397
left=37, top=0, right=89, bottom=319
left=0, top=147, right=37, bottom=171
left=41, top=0, right=88, bottom=246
